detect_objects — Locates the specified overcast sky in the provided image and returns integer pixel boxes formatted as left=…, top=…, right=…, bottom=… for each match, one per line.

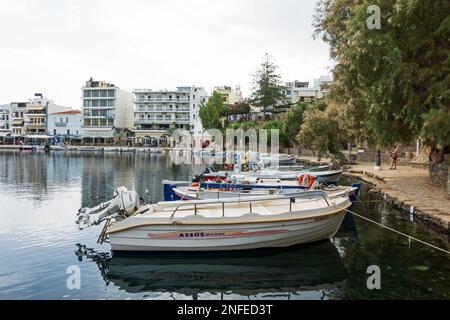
left=0, top=0, right=332, bottom=108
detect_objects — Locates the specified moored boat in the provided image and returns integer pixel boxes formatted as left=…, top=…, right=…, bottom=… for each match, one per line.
left=76, top=187, right=352, bottom=252
left=172, top=184, right=359, bottom=201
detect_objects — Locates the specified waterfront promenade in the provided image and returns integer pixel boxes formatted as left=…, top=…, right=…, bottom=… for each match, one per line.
left=347, top=164, right=450, bottom=234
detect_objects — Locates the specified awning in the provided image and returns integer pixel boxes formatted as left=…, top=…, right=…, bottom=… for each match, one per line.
left=0, top=131, right=11, bottom=137
left=82, top=129, right=115, bottom=138
left=12, top=119, right=24, bottom=125
left=26, top=106, right=46, bottom=111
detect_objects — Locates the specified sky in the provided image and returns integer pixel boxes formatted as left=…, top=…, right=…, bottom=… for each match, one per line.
left=0, top=0, right=332, bottom=108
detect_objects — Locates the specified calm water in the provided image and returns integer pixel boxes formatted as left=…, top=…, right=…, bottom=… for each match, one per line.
left=0, top=151, right=449, bottom=300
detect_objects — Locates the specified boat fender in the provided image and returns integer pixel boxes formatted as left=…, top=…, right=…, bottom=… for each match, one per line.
left=298, top=174, right=314, bottom=188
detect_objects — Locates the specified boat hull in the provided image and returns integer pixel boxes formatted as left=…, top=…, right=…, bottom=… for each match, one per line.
left=109, top=211, right=347, bottom=252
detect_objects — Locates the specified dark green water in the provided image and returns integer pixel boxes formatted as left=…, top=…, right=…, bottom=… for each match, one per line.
left=0, top=151, right=449, bottom=299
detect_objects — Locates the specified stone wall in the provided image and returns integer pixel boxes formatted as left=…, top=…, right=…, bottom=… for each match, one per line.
left=429, top=161, right=449, bottom=190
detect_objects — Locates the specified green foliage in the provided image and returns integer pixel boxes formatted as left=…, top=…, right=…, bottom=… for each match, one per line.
left=297, top=102, right=346, bottom=160
left=199, top=91, right=224, bottom=130
left=262, top=120, right=289, bottom=147
left=250, top=53, right=287, bottom=116
left=283, top=101, right=312, bottom=148
left=222, top=102, right=251, bottom=116
left=228, top=120, right=255, bottom=131
left=314, top=0, right=450, bottom=162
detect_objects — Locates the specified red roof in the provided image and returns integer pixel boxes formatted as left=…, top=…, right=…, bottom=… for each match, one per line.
left=50, top=110, right=81, bottom=115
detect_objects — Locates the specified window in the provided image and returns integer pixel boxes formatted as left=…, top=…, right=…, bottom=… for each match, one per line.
left=92, top=91, right=99, bottom=97
left=67, top=129, right=70, bottom=135
left=193, top=95, right=195, bottom=99
left=107, top=100, right=114, bottom=107
left=84, top=90, right=91, bottom=98
left=107, top=90, right=115, bottom=98
left=53, top=129, right=56, bottom=135
left=66, top=117, right=69, bottom=123
left=100, top=90, right=107, bottom=97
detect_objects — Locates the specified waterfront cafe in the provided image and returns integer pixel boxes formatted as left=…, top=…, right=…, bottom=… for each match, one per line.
left=82, top=127, right=115, bottom=146
left=24, top=134, right=53, bottom=145
left=0, top=133, right=25, bottom=145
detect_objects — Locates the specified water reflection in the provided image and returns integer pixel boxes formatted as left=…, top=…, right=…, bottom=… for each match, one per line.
left=1, top=152, right=449, bottom=299
left=75, top=241, right=347, bottom=299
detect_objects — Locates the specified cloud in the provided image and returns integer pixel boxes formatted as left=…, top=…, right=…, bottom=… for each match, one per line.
left=0, top=0, right=331, bottom=107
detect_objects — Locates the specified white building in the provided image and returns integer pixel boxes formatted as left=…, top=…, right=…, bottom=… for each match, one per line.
left=132, top=86, right=208, bottom=144
left=48, top=110, right=83, bottom=137
left=284, top=75, right=333, bottom=105
left=0, top=104, right=10, bottom=140
left=24, top=93, right=71, bottom=136
left=82, top=78, right=133, bottom=141
left=9, top=102, right=27, bottom=137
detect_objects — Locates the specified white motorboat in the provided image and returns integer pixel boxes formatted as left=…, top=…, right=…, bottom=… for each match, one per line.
left=172, top=184, right=358, bottom=201
left=76, top=187, right=352, bottom=252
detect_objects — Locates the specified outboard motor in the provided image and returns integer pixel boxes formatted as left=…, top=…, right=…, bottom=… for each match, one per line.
left=76, top=186, right=139, bottom=230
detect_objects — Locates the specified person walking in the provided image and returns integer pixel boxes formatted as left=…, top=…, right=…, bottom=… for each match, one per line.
left=390, top=145, right=398, bottom=170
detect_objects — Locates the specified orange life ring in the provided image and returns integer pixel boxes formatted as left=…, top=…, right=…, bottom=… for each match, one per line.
left=298, top=174, right=314, bottom=187
left=192, top=182, right=199, bottom=187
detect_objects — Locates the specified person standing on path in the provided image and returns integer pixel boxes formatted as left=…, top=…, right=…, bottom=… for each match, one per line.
left=375, top=150, right=381, bottom=170
left=390, top=145, right=398, bottom=170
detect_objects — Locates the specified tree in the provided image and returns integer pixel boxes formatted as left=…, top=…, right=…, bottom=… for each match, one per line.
left=283, top=101, right=312, bottom=153
left=262, top=120, right=289, bottom=149
left=297, top=101, right=347, bottom=163
left=199, top=91, right=224, bottom=130
left=250, top=53, right=286, bottom=118
left=313, top=0, right=450, bottom=163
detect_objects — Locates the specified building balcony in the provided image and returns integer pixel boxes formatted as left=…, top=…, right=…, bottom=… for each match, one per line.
left=27, top=123, right=46, bottom=128
left=135, top=108, right=190, bottom=113
left=134, top=98, right=190, bottom=103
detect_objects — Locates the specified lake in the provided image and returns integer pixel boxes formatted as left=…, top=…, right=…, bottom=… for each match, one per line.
left=0, top=151, right=449, bottom=299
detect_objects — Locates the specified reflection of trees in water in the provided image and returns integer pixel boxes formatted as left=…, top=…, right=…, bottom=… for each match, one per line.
left=75, top=241, right=347, bottom=299
left=331, top=188, right=450, bottom=299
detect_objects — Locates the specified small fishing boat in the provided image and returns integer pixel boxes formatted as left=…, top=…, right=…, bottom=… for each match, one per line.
left=78, top=146, right=105, bottom=152
left=19, top=145, right=33, bottom=151
left=76, top=187, right=352, bottom=252
left=148, top=147, right=163, bottom=154
left=50, top=145, right=67, bottom=151
left=200, top=167, right=343, bottom=185
left=172, top=184, right=359, bottom=201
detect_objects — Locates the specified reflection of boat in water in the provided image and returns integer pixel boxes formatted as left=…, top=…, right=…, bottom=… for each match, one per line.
left=75, top=241, right=347, bottom=297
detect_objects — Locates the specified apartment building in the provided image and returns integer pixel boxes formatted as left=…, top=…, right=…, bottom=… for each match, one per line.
left=284, top=75, right=332, bottom=105
left=0, top=104, right=10, bottom=140
left=214, top=85, right=243, bottom=105
left=132, top=86, right=208, bottom=143
left=10, top=102, right=27, bottom=136
left=82, top=78, right=133, bottom=141
left=24, top=93, right=71, bottom=136
left=48, top=110, right=83, bottom=137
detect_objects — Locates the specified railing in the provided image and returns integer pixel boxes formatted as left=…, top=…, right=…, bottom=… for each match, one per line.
left=169, top=191, right=331, bottom=218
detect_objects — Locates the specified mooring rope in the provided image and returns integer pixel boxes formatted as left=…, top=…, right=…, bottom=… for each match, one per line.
left=345, top=208, right=450, bottom=255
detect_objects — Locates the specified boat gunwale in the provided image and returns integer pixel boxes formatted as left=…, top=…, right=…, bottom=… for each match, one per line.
left=106, top=198, right=351, bottom=234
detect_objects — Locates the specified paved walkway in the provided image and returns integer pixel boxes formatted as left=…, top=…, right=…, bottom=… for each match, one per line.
left=347, top=163, right=450, bottom=233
